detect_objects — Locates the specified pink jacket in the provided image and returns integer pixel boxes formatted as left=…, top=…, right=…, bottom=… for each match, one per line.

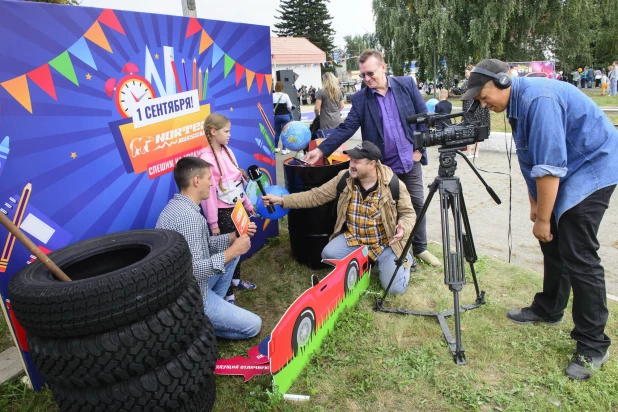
left=200, top=147, right=253, bottom=230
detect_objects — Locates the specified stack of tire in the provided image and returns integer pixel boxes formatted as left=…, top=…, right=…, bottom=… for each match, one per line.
left=8, top=229, right=217, bottom=412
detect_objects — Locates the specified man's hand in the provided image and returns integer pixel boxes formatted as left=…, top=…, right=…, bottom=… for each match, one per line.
left=232, top=234, right=251, bottom=256
left=262, top=194, right=283, bottom=207
left=303, top=148, right=324, bottom=165
left=533, top=219, right=553, bottom=243
left=413, top=150, right=422, bottom=162
left=389, top=221, right=405, bottom=245
left=528, top=194, right=537, bottom=222
left=247, top=222, right=257, bottom=238
left=211, top=227, right=221, bottom=236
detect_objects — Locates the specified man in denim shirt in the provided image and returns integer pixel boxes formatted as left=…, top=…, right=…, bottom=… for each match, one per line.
left=462, top=59, right=618, bottom=381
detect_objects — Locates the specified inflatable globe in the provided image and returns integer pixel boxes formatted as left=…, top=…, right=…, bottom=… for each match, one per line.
left=426, top=98, right=439, bottom=113
left=245, top=172, right=270, bottom=210
left=281, top=121, right=311, bottom=151
left=256, top=185, right=290, bottom=220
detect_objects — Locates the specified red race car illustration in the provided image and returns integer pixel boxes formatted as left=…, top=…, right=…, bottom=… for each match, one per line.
left=269, top=246, right=369, bottom=374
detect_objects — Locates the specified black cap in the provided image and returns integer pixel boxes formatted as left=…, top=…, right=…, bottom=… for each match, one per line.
left=343, top=141, right=382, bottom=161
left=461, top=59, right=510, bottom=101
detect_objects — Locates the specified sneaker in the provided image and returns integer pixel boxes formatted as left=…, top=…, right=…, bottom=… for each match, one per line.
left=414, top=250, right=442, bottom=266
left=565, top=351, right=609, bottom=381
left=274, top=148, right=281, bottom=153
left=506, top=307, right=562, bottom=325
left=281, top=149, right=290, bottom=155
left=233, top=279, right=256, bottom=291
left=226, top=298, right=236, bottom=306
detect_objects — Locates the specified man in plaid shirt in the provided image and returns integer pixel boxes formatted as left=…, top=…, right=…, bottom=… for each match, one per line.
left=263, top=141, right=416, bottom=295
left=156, top=157, right=261, bottom=340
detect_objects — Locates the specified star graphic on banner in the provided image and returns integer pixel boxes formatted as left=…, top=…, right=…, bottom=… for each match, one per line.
left=154, top=53, right=159, bottom=59
left=86, top=73, right=92, bottom=80
left=71, top=152, right=77, bottom=159
left=230, top=107, right=234, bottom=112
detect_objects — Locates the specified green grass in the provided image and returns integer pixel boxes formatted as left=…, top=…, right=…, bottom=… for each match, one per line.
left=1, top=220, right=618, bottom=411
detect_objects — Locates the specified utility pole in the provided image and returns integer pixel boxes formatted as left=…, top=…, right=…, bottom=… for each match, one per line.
left=181, top=0, right=197, bottom=18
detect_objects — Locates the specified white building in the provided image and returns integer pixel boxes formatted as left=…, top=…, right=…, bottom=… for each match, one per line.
left=271, top=37, right=326, bottom=92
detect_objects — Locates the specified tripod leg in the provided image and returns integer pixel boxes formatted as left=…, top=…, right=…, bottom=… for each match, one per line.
left=457, top=183, right=485, bottom=304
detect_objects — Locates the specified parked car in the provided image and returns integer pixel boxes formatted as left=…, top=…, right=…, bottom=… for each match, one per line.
left=524, top=72, right=549, bottom=78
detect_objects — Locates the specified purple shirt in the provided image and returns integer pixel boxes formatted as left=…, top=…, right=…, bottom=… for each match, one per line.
left=372, top=79, right=414, bottom=174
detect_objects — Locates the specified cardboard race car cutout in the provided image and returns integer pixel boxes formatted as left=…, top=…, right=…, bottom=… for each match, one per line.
left=215, top=246, right=371, bottom=396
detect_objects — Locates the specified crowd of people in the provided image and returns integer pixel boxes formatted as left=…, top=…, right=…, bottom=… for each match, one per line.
left=154, top=49, right=617, bottom=385
left=563, top=62, right=618, bottom=96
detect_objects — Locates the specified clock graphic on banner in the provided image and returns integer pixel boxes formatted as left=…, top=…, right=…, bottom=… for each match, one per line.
left=105, top=62, right=156, bottom=118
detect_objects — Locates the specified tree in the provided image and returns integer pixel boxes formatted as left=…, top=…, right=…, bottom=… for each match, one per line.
left=274, top=0, right=336, bottom=57
left=343, top=33, right=380, bottom=71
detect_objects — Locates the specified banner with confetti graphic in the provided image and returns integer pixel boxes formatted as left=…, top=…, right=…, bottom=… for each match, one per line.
left=0, top=1, right=276, bottom=391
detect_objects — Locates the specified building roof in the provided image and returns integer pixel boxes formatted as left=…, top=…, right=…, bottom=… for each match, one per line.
left=271, top=37, right=326, bottom=64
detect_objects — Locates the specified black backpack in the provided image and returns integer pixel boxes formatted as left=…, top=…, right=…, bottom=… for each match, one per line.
left=334, top=171, right=400, bottom=213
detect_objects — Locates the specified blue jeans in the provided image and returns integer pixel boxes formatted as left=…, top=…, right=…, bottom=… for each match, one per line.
left=203, top=256, right=262, bottom=339
left=274, top=114, right=292, bottom=149
left=610, top=79, right=617, bottom=96
left=321, top=234, right=411, bottom=295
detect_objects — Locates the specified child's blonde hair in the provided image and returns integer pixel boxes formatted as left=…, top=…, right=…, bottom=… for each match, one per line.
left=203, top=113, right=248, bottom=190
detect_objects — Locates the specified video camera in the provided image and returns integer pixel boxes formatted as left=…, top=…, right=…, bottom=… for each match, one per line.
left=408, top=101, right=489, bottom=150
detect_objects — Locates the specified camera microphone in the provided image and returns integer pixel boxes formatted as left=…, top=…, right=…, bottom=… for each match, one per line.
left=406, top=112, right=434, bottom=125
left=247, top=165, right=275, bottom=214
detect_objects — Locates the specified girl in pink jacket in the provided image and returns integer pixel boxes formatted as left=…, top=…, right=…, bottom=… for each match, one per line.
left=200, top=113, right=256, bottom=304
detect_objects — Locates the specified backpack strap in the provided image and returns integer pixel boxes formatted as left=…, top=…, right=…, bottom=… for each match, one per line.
left=332, top=171, right=350, bottom=217
left=388, top=174, right=400, bottom=204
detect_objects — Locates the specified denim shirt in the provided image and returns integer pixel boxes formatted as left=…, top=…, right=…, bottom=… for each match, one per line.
left=507, top=77, right=618, bottom=222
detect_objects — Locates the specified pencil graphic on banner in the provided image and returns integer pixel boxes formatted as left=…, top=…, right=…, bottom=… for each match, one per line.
left=182, top=58, right=189, bottom=91
left=256, top=103, right=275, bottom=137
left=0, top=136, right=9, bottom=179
left=198, top=68, right=203, bottom=100
left=253, top=153, right=275, bottom=166
left=170, top=56, right=182, bottom=93
left=255, top=137, right=274, bottom=158
left=263, top=219, right=271, bottom=231
left=192, top=58, right=197, bottom=90
left=0, top=183, right=32, bottom=272
left=203, top=69, right=208, bottom=98
left=259, top=123, right=275, bottom=152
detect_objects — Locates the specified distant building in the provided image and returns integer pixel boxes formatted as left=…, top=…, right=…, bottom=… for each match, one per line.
left=271, top=37, right=326, bottom=92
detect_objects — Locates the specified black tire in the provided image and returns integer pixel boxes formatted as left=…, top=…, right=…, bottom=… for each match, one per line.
left=8, top=229, right=192, bottom=338
left=29, top=280, right=205, bottom=388
left=181, top=374, right=216, bottom=412
left=344, top=259, right=360, bottom=295
left=50, top=317, right=218, bottom=412
left=292, top=308, right=315, bottom=356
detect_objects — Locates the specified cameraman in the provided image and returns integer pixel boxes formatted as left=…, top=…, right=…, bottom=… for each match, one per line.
left=462, top=59, right=618, bottom=381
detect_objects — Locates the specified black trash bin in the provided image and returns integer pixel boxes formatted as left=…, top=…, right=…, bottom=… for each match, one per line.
left=283, top=158, right=350, bottom=269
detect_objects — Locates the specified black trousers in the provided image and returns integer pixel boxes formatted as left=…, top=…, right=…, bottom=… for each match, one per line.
left=397, top=162, right=427, bottom=255
left=530, top=185, right=615, bottom=357
left=217, top=207, right=241, bottom=297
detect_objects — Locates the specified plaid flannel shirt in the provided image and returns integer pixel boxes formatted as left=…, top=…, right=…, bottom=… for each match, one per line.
left=343, top=182, right=389, bottom=261
left=156, top=194, right=230, bottom=296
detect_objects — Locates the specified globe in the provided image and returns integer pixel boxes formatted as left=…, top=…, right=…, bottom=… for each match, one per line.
left=426, top=98, right=439, bottom=113
left=245, top=172, right=271, bottom=210
left=256, top=185, right=290, bottom=220
left=281, top=121, right=311, bottom=151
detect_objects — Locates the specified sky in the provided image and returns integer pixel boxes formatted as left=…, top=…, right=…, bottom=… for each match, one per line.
left=79, top=0, right=376, bottom=49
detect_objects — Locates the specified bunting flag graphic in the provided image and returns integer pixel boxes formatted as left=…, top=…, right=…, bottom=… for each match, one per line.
left=224, top=54, right=235, bottom=78
left=68, top=37, right=97, bottom=70
left=27, top=64, right=57, bottom=100
left=212, top=44, right=224, bottom=67
left=84, top=21, right=113, bottom=53
left=199, top=30, right=213, bottom=54
left=235, top=63, right=245, bottom=86
left=0, top=76, right=32, bottom=113
left=265, top=74, right=272, bottom=93
left=256, top=73, right=264, bottom=94
left=0, top=9, right=126, bottom=114
left=246, top=69, right=255, bottom=91
left=185, top=17, right=202, bottom=38
left=97, top=8, right=125, bottom=35
left=49, top=51, right=78, bottom=86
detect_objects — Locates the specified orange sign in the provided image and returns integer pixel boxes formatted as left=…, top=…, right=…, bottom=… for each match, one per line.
left=231, top=199, right=250, bottom=236
left=314, top=138, right=349, bottom=163
left=115, top=104, right=210, bottom=174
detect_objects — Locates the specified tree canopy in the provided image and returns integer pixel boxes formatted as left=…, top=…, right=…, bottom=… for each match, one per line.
left=373, top=0, right=618, bottom=81
left=343, top=33, right=380, bottom=71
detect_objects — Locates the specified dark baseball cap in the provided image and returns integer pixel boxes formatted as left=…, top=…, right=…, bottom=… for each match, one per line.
left=461, top=59, right=510, bottom=100
left=343, top=141, right=382, bottom=161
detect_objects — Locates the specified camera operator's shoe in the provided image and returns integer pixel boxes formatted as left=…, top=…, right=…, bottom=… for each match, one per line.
left=506, top=307, right=562, bottom=325
left=565, top=351, right=609, bottom=381
left=414, top=250, right=442, bottom=267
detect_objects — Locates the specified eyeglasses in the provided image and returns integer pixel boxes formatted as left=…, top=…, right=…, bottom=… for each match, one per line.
left=359, top=64, right=382, bottom=79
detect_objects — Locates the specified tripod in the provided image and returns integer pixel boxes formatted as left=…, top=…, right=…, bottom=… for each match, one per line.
left=375, top=148, right=501, bottom=365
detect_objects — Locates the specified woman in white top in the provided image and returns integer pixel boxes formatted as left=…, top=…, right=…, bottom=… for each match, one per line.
left=273, top=81, right=294, bottom=154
